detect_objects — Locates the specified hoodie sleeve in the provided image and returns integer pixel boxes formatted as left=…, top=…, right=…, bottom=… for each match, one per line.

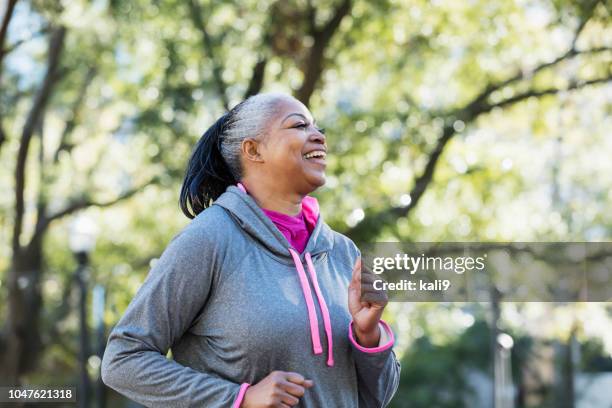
left=101, top=227, right=247, bottom=408
left=343, top=240, right=401, bottom=407
left=349, top=320, right=401, bottom=408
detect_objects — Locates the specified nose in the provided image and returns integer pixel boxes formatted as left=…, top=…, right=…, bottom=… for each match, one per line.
left=310, top=127, right=326, bottom=147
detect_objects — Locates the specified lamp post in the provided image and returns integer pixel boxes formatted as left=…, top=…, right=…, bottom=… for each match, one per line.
left=69, top=215, right=98, bottom=408
left=92, top=284, right=106, bottom=408
left=495, top=332, right=515, bottom=408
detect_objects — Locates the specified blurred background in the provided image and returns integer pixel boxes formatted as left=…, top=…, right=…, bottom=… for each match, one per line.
left=0, top=0, right=611, bottom=407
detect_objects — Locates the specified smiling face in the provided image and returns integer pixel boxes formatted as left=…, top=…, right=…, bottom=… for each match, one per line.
left=241, top=96, right=327, bottom=196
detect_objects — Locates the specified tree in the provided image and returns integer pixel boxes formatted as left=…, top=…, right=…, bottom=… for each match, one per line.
left=0, top=3, right=158, bottom=384
left=0, top=0, right=355, bottom=384
left=0, top=0, right=610, bottom=391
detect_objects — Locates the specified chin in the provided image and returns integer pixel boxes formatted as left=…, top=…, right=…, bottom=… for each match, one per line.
left=314, top=175, right=326, bottom=188
left=302, top=173, right=326, bottom=193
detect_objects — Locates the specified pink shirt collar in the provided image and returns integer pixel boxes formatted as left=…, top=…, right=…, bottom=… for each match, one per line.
left=236, top=183, right=319, bottom=252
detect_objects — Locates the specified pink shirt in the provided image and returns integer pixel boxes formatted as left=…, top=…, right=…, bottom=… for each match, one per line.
left=236, top=183, right=319, bottom=253
left=261, top=208, right=312, bottom=253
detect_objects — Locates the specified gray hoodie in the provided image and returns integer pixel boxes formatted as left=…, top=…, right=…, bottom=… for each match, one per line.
left=101, top=185, right=400, bottom=407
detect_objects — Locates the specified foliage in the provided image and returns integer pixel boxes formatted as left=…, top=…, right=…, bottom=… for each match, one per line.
left=390, top=320, right=493, bottom=408
left=0, top=0, right=610, bottom=404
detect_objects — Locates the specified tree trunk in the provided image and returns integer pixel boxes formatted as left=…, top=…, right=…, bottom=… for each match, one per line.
left=0, top=241, right=44, bottom=386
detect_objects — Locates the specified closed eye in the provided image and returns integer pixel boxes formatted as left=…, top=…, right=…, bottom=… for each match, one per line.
left=294, top=123, right=326, bottom=134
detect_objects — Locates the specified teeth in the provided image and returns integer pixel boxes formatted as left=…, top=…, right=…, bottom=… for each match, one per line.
left=304, top=151, right=326, bottom=159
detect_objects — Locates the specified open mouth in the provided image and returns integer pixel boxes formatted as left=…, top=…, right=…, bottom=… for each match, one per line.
left=303, top=151, right=327, bottom=160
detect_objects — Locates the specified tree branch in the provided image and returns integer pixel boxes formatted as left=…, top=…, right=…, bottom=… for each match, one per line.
left=32, top=111, right=47, bottom=249
left=345, top=73, right=611, bottom=241
left=318, top=0, right=352, bottom=42
left=0, top=0, right=18, bottom=83
left=243, top=9, right=276, bottom=99
left=570, top=0, right=601, bottom=51
left=467, top=0, right=605, bottom=111
left=29, top=176, right=160, bottom=247
left=492, top=74, right=611, bottom=111
left=0, top=113, right=6, bottom=153
left=346, top=72, right=611, bottom=241
left=12, top=26, right=65, bottom=254
left=188, top=0, right=229, bottom=110
left=2, top=26, right=50, bottom=56
left=0, top=0, right=19, bottom=153
left=305, top=0, right=317, bottom=36
left=244, top=58, right=267, bottom=99
left=468, top=46, right=610, bottom=117
left=53, top=65, right=97, bottom=163
left=295, top=0, right=352, bottom=106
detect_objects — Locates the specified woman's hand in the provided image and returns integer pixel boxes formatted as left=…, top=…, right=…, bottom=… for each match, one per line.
left=348, top=257, right=389, bottom=347
left=241, top=371, right=314, bottom=408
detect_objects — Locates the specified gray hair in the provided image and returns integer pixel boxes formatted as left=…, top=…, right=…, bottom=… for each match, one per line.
left=220, top=91, right=289, bottom=179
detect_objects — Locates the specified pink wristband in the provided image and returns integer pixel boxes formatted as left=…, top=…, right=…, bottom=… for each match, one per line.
left=348, top=319, right=395, bottom=353
left=232, top=383, right=251, bottom=408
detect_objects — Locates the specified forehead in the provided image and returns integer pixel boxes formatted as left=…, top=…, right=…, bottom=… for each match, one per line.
left=274, top=98, right=314, bottom=124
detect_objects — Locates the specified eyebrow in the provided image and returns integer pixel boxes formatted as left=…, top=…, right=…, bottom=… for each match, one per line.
left=281, top=113, right=317, bottom=126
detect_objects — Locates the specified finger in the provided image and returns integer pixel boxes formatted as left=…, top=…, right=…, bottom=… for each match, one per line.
left=360, top=281, right=387, bottom=296
left=361, top=283, right=376, bottom=295
left=280, top=380, right=306, bottom=398
left=360, top=280, right=388, bottom=304
left=360, top=267, right=379, bottom=284
left=361, top=263, right=375, bottom=276
left=303, top=379, right=314, bottom=388
left=361, top=294, right=389, bottom=306
left=278, top=390, right=300, bottom=406
left=362, top=294, right=388, bottom=306
left=360, top=273, right=376, bottom=284
left=285, top=371, right=306, bottom=385
left=362, top=291, right=389, bottom=303
left=361, top=281, right=388, bottom=296
left=360, top=275, right=380, bottom=286
left=360, top=271, right=388, bottom=302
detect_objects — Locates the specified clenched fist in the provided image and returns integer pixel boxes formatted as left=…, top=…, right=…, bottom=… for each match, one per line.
left=348, top=257, right=389, bottom=347
left=241, top=370, right=314, bottom=408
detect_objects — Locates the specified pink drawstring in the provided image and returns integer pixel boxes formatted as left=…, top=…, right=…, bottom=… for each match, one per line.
left=238, top=183, right=333, bottom=366
left=289, top=248, right=323, bottom=355
left=305, top=252, right=334, bottom=366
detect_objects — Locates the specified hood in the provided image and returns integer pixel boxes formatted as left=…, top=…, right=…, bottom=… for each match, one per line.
left=213, top=184, right=337, bottom=367
left=213, top=185, right=334, bottom=261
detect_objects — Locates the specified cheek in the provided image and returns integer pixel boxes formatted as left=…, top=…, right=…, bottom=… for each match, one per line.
left=269, top=137, right=303, bottom=163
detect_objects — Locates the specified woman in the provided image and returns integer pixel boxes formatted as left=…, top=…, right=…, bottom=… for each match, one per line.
left=101, top=92, right=400, bottom=407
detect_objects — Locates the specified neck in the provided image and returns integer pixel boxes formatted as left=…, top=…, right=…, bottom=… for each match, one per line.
left=241, top=176, right=303, bottom=216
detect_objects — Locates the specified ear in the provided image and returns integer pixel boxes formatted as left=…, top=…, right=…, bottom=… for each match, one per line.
left=241, top=138, right=264, bottom=163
